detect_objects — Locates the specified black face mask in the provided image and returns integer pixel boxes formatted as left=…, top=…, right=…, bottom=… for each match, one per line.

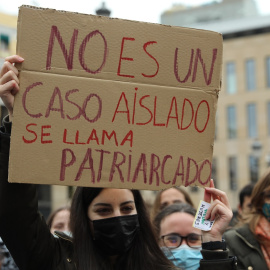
left=91, top=214, right=140, bottom=256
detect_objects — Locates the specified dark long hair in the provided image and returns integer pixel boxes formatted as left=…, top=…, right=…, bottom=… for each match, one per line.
left=70, top=187, right=177, bottom=270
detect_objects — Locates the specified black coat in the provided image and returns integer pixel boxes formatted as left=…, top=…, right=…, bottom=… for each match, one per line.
left=0, top=123, right=75, bottom=270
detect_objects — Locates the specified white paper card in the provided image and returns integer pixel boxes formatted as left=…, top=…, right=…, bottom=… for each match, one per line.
left=193, top=200, right=215, bottom=231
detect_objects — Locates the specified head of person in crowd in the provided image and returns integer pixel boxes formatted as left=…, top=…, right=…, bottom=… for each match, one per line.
left=229, top=183, right=255, bottom=227
left=153, top=203, right=202, bottom=270
left=246, top=169, right=270, bottom=227
left=231, top=169, right=270, bottom=268
left=238, top=183, right=254, bottom=216
left=151, top=187, right=194, bottom=220
left=69, top=187, right=176, bottom=270
left=47, top=206, right=71, bottom=234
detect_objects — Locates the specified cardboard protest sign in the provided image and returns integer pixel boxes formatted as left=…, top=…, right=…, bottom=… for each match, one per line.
left=9, top=5, right=222, bottom=190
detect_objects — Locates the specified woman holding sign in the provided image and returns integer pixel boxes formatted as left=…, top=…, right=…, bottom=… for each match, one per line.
left=152, top=180, right=237, bottom=270
left=0, top=55, right=237, bottom=270
left=153, top=203, right=203, bottom=270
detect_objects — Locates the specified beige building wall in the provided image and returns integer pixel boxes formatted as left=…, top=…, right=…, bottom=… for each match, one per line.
left=161, top=0, right=258, bottom=27
left=51, top=185, right=71, bottom=211
left=0, top=12, right=17, bottom=107
left=214, top=32, right=270, bottom=209
left=0, top=12, right=17, bottom=60
left=0, top=12, right=17, bottom=27
left=149, top=33, right=270, bottom=211
left=158, top=0, right=270, bottom=212
left=142, top=32, right=270, bottom=212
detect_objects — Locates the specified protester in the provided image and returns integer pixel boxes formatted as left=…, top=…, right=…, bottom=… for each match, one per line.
left=224, top=169, right=270, bottom=269
left=230, top=183, right=254, bottom=227
left=238, top=183, right=254, bottom=216
left=0, top=55, right=237, bottom=270
left=153, top=179, right=237, bottom=270
left=153, top=203, right=202, bottom=270
left=151, top=187, right=194, bottom=220
left=47, top=206, right=71, bottom=234
left=229, top=183, right=254, bottom=228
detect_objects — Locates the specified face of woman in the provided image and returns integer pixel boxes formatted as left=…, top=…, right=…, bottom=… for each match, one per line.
left=159, top=212, right=201, bottom=247
left=87, top=188, right=137, bottom=220
left=50, top=209, right=70, bottom=233
left=160, top=188, right=186, bottom=210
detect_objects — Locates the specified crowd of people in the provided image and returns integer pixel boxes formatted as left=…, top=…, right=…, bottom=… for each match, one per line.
left=0, top=55, right=269, bottom=270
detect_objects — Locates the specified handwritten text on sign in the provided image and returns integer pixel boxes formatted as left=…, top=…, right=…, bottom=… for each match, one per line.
left=9, top=6, right=222, bottom=189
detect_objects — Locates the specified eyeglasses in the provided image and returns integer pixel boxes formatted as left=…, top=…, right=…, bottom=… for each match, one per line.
left=161, top=233, right=202, bottom=249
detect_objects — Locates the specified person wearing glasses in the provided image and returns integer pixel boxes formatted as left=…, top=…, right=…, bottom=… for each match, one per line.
left=153, top=203, right=202, bottom=270
left=153, top=180, right=237, bottom=270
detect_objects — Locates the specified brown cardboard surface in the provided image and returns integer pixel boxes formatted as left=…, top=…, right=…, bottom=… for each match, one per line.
left=9, top=5, right=223, bottom=190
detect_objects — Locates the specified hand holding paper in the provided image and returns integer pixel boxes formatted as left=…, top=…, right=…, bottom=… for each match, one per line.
left=200, top=179, right=233, bottom=242
left=0, top=55, right=24, bottom=120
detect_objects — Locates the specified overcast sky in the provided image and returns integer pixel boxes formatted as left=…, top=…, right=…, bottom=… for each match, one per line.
left=0, top=0, right=270, bottom=24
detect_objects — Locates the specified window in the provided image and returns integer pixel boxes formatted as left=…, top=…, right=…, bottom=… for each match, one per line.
left=228, top=156, right=237, bottom=190
left=226, top=62, right=237, bottom=94
left=266, top=57, right=270, bottom=88
left=249, top=155, right=259, bottom=184
left=246, top=59, right=256, bottom=91
left=247, top=103, right=257, bottom=138
left=227, top=106, right=237, bottom=139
